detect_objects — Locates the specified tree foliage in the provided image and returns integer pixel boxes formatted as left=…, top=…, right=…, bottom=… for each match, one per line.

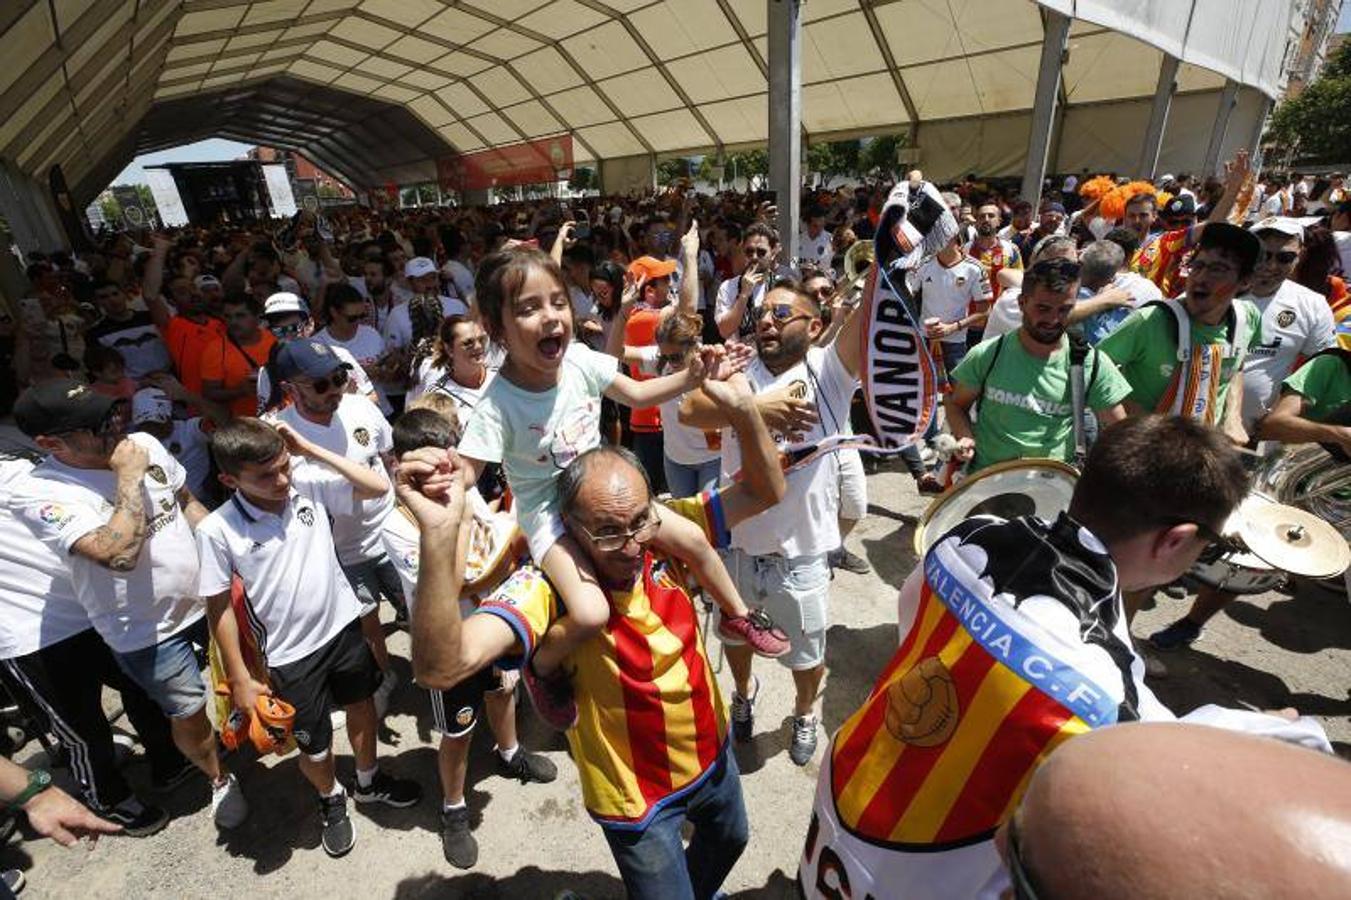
left=656, top=157, right=696, bottom=185
left=568, top=166, right=596, bottom=192
left=806, top=140, right=861, bottom=178
left=1266, top=41, right=1351, bottom=164
left=859, top=133, right=909, bottom=177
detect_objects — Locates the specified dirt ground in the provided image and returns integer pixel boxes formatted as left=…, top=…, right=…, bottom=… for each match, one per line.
left=9, top=464, right=1350, bottom=899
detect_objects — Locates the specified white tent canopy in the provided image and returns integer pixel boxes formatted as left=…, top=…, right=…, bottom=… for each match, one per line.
left=0, top=0, right=1303, bottom=211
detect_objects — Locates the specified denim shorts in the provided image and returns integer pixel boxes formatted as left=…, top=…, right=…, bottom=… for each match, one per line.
left=717, top=549, right=831, bottom=670
left=112, top=615, right=210, bottom=719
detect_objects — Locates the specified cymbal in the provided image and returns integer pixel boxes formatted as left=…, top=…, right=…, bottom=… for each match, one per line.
left=1238, top=503, right=1351, bottom=578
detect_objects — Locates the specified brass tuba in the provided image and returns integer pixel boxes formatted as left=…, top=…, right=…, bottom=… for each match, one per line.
left=839, top=239, right=876, bottom=307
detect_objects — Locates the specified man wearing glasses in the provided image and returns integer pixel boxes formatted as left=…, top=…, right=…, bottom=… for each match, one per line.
left=315, top=283, right=400, bottom=414
left=800, top=415, right=1327, bottom=899
left=254, top=292, right=378, bottom=416
left=715, top=223, right=780, bottom=340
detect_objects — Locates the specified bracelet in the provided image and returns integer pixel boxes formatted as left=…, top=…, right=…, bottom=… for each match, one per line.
left=7, top=769, right=52, bottom=809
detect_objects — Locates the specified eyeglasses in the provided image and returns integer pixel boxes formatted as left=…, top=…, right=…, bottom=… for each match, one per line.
left=1004, top=815, right=1042, bottom=900
left=299, top=368, right=349, bottom=395
left=269, top=322, right=305, bottom=339
left=1262, top=250, right=1299, bottom=266
left=744, top=246, right=772, bottom=258
left=574, top=504, right=660, bottom=552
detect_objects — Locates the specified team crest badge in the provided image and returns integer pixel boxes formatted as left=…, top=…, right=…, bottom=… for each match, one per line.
left=455, top=706, right=475, bottom=727
left=353, top=427, right=370, bottom=447
left=159, top=498, right=173, bottom=512
left=1276, top=310, right=1296, bottom=328
left=884, top=656, right=958, bottom=747
left=146, top=464, right=167, bottom=485
left=297, top=506, right=315, bottom=526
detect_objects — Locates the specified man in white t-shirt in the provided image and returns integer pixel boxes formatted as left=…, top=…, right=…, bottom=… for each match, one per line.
left=381, top=257, right=469, bottom=354
left=129, top=387, right=214, bottom=504
left=439, top=230, right=476, bottom=305
left=715, top=223, right=778, bottom=340
left=681, top=280, right=866, bottom=766
left=198, top=417, right=421, bottom=859
left=915, top=238, right=992, bottom=373
left=0, top=446, right=183, bottom=836
left=274, top=340, right=402, bottom=717
left=798, top=207, right=833, bottom=273
left=6, top=380, right=246, bottom=830
left=1330, top=202, right=1351, bottom=275
left=350, top=258, right=412, bottom=335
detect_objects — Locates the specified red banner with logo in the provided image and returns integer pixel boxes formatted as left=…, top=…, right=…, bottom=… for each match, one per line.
left=438, top=135, right=573, bottom=192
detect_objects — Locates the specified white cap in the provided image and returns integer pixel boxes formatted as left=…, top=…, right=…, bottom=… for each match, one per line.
left=263, top=291, right=307, bottom=317
left=404, top=257, right=437, bottom=279
left=1249, top=216, right=1306, bottom=241
left=195, top=274, right=221, bottom=290
left=1159, top=173, right=1175, bottom=183
left=131, top=387, right=172, bottom=424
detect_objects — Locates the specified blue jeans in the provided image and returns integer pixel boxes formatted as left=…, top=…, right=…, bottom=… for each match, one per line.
left=663, top=455, right=721, bottom=499
left=342, top=554, right=406, bottom=617
left=602, top=746, right=748, bottom=900
left=112, top=615, right=209, bottom=719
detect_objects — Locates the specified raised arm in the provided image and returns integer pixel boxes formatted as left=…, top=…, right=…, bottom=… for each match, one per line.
left=274, top=420, right=388, bottom=498
left=676, top=219, right=701, bottom=319
left=70, top=439, right=149, bottom=571
left=603, top=277, right=642, bottom=360
left=716, top=268, right=763, bottom=339
left=143, top=235, right=173, bottom=330
left=700, top=373, right=786, bottom=527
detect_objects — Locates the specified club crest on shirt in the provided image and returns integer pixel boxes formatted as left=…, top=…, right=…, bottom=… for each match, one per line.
left=37, top=503, right=73, bottom=527
left=297, top=506, right=315, bottom=526
left=353, top=427, right=371, bottom=447
left=1276, top=309, right=1296, bottom=328
left=146, top=464, right=167, bottom=485
left=455, top=706, right=475, bottom=727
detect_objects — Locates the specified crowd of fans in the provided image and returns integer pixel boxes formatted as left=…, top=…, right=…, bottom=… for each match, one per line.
left=0, top=156, right=1347, bottom=899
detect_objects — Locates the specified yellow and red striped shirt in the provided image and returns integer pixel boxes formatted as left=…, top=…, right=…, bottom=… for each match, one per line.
left=477, top=490, right=731, bottom=828
left=1131, top=227, right=1191, bottom=298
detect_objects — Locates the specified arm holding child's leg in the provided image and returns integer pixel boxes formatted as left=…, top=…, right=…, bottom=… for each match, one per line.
left=531, top=535, right=611, bottom=676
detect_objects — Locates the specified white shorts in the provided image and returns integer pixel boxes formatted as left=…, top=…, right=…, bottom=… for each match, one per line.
left=837, top=448, right=868, bottom=521
left=717, top=548, right=831, bottom=670
left=522, top=509, right=567, bottom=564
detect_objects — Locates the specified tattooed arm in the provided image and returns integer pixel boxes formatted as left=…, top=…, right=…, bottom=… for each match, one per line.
left=71, top=440, right=150, bottom=572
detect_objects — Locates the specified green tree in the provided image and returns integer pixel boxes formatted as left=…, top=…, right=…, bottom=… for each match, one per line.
left=569, top=166, right=597, bottom=192
left=1267, top=41, right=1351, bottom=164
left=859, top=133, right=908, bottom=177
left=806, top=140, right=861, bottom=180
left=656, top=157, right=696, bottom=185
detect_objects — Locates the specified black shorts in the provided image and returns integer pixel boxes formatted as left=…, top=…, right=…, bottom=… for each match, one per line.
left=268, top=619, right=379, bottom=755
left=428, top=667, right=499, bottom=739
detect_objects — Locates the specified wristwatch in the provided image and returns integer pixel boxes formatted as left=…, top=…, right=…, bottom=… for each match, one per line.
left=8, top=768, right=52, bottom=809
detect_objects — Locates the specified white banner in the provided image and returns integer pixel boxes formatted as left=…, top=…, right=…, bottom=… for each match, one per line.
left=262, top=164, right=298, bottom=218
left=144, top=169, right=188, bottom=227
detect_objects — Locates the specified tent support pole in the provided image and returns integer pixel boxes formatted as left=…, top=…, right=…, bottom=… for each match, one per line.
left=1020, top=9, right=1069, bottom=210
left=1137, top=54, right=1180, bottom=180
left=768, top=0, right=802, bottom=263
left=1203, top=79, right=1240, bottom=177
left=1249, top=96, right=1273, bottom=171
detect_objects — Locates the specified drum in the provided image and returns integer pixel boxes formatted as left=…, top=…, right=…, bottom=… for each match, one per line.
left=1185, top=492, right=1285, bottom=595
left=1253, top=444, right=1351, bottom=595
left=914, top=459, right=1078, bottom=555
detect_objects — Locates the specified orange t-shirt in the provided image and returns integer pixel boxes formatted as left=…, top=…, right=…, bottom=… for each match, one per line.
left=625, top=309, right=662, bottom=433
left=200, top=331, right=276, bottom=417
left=162, top=315, right=225, bottom=394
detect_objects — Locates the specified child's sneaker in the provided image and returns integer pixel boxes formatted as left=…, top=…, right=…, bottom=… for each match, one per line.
left=718, top=609, right=790, bottom=658
left=522, top=658, right=578, bottom=730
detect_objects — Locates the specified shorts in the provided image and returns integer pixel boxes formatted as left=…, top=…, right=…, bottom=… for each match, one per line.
left=837, top=448, right=868, bottom=522
left=342, top=554, right=406, bottom=617
left=112, top=615, right=210, bottom=719
left=428, top=667, right=500, bottom=739
left=522, top=509, right=567, bottom=564
left=717, top=549, right=831, bottom=670
left=268, top=619, right=380, bottom=754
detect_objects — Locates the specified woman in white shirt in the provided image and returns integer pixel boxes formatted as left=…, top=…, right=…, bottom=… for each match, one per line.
left=406, top=313, right=495, bottom=420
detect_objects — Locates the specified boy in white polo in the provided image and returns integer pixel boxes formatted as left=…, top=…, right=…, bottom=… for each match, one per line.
left=196, top=417, right=421, bottom=858
left=7, top=379, right=246, bottom=831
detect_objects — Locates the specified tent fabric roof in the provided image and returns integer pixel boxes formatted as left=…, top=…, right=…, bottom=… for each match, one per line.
left=0, top=0, right=1297, bottom=205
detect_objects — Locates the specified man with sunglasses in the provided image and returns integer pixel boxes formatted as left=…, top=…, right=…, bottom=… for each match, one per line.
left=715, top=223, right=779, bottom=340
left=800, top=415, right=1322, bottom=899
left=315, top=284, right=398, bottom=413
left=275, top=341, right=404, bottom=719
left=254, top=292, right=378, bottom=416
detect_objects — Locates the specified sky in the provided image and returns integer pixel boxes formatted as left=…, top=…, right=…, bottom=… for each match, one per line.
left=105, top=1, right=1351, bottom=191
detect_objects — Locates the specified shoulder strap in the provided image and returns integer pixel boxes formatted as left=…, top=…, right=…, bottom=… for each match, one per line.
left=225, top=331, right=262, bottom=372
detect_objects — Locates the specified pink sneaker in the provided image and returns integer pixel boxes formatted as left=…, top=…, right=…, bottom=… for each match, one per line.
left=718, top=609, right=790, bottom=658
left=522, top=658, right=578, bottom=730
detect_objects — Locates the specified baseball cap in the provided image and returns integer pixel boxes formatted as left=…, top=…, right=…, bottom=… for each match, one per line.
left=1249, top=216, right=1305, bottom=241
left=627, top=256, right=677, bottom=281
left=1197, top=222, right=1262, bottom=274
left=195, top=274, right=222, bottom=290
left=1163, top=194, right=1196, bottom=217
left=131, top=388, right=173, bottom=425
left=1159, top=173, right=1175, bottom=183
left=273, top=339, right=351, bottom=382
left=404, top=257, right=438, bottom=279
left=14, top=379, right=118, bottom=438
left=263, top=291, right=307, bottom=318
left=1042, top=201, right=1066, bottom=215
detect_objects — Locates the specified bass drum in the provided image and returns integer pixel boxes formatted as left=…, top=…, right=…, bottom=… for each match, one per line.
left=1184, top=492, right=1284, bottom=595
left=914, top=459, right=1078, bottom=556
left=1253, top=444, right=1351, bottom=594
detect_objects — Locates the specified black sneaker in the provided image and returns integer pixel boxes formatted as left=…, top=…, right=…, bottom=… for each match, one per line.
left=150, top=759, right=200, bottom=793
left=730, top=676, right=758, bottom=744
left=100, top=797, right=169, bottom=837
left=440, top=806, right=477, bottom=869
left=2, top=868, right=24, bottom=895
left=319, top=792, right=355, bottom=858
left=829, top=547, right=871, bottom=575
left=497, top=748, right=557, bottom=784
left=1148, top=617, right=1203, bottom=651
left=352, top=771, right=421, bottom=808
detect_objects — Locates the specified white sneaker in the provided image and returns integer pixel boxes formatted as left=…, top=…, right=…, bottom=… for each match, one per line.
left=373, top=668, right=399, bottom=719
left=330, top=708, right=347, bottom=730
left=211, top=773, right=249, bottom=829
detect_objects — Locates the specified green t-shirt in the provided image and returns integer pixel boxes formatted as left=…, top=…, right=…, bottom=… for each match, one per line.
left=1281, top=352, right=1351, bottom=422
left=952, top=332, right=1132, bottom=471
left=1097, top=301, right=1262, bottom=413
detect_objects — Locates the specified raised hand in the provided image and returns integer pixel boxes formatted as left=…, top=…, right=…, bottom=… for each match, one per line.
left=681, top=219, right=700, bottom=256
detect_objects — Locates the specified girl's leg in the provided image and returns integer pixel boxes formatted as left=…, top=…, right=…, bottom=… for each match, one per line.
left=532, top=535, right=610, bottom=676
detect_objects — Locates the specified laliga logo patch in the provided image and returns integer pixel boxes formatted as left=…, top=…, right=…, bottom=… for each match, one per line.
left=37, top=503, right=72, bottom=527
left=455, top=706, right=475, bottom=727
left=297, top=506, right=315, bottom=526
left=353, top=427, right=371, bottom=447
left=884, top=656, right=958, bottom=747
left=1276, top=309, right=1296, bottom=328
left=146, top=464, right=168, bottom=485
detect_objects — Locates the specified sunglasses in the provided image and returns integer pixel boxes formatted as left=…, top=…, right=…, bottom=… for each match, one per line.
left=762, top=302, right=810, bottom=326
left=744, top=247, right=772, bottom=258
left=1159, top=517, right=1238, bottom=554
left=1262, top=250, right=1299, bottom=265
left=269, top=322, right=305, bottom=339
left=300, top=368, right=349, bottom=395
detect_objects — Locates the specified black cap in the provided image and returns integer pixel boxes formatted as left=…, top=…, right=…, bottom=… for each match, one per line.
left=273, top=339, right=351, bottom=382
left=1196, top=222, right=1262, bottom=275
left=14, top=379, right=117, bottom=438
left=1163, top=194, right=1196, bottom=217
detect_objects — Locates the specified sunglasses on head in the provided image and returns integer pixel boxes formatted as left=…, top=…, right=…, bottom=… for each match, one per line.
left=1029, top=258, right=1081, bottom=279
left=300, top=368, right=349, bottom=395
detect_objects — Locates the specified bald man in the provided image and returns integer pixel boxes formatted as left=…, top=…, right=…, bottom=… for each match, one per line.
left=999, top=722, right=1351, bottom=899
